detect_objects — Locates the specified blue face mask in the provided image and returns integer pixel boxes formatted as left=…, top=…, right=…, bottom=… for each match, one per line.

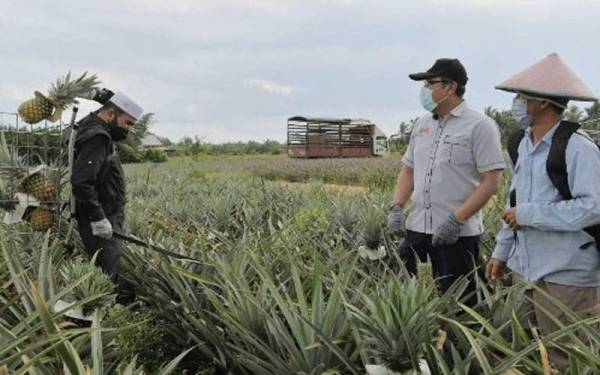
left=419, top=87, right=438, bottom=112
left=511, top=97, right=532, bottom=129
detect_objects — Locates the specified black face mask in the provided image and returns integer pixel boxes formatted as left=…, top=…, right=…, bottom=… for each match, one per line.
left=108, top=116, right=129, bottom=141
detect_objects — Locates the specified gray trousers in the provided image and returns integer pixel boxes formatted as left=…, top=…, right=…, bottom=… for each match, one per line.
left=76, top=211, right=124, bottom=284
left=513, top=275, right=600, bottom=372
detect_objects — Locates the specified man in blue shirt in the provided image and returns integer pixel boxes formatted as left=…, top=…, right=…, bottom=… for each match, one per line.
left=486, top=53, right=600, bottom=372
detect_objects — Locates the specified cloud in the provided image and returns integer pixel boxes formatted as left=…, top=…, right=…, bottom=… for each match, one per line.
left=243, top=78, right=302, bottom=96
left=1, top=0, right=599, bottom=142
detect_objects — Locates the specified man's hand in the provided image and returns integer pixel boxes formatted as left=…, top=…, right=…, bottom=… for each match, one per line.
left=432, top=214, right=463, bottom=246
left=387, top=206, right=407, bottom=236
left=91, top=218, right=113, bottom=239
left=485, top=258, right=507, bottom=281
left=502, top=208, right=521, bottom=231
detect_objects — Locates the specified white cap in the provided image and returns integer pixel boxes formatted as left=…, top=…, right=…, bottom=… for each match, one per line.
left=109, top=91, right=144, bottom=120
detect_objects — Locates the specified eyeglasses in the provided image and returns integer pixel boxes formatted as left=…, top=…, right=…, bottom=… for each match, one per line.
left=424, top=80, right=449, bottom=88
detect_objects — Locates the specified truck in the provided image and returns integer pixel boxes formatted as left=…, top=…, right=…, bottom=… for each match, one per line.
left=286, top=116, right=388, bottom=158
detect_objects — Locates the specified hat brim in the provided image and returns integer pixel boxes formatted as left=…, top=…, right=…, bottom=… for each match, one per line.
left=495, top=85, right=598, bottom=102
left=408, top=72, right=436, bottom=81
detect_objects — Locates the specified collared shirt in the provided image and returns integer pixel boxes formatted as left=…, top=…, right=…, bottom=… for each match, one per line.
left=493, top=122, right=600, bottom=287
left=402, top=101, right=505, bottom=236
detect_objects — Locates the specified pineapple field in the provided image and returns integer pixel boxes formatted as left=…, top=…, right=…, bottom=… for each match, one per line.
left=1, top=155, right=600, bottom=374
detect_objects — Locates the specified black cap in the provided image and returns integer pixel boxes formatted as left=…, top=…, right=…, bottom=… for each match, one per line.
left=409, top=58, right=468, bottom=86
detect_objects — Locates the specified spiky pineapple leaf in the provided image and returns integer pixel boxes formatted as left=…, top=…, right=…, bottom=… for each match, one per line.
left=48, top=71, right=101, bottom=108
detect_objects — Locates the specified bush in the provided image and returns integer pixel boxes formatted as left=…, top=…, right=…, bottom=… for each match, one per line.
left=143, top=149, right=168, bottom=163
left=117, top=143, right=143, bottom=163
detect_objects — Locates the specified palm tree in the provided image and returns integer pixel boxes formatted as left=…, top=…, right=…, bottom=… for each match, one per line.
left=564, top=104, right=584, bottom=122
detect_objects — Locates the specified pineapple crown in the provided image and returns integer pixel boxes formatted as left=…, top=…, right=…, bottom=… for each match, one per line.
left=47, top=71, right=101, bottom=109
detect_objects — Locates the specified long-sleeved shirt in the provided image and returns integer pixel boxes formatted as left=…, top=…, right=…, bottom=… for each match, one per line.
left=493, top=122, right=600, bottom=287
left=402, top=101, right=505, bottom=236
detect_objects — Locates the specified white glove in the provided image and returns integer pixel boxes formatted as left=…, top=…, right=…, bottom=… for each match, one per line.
left=91, top=218, right=113, bottom=239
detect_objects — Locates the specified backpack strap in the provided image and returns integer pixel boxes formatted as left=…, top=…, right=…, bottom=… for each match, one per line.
left=506, top=129, right=525, bottom=207
left=546, top=121, right=600, bottom=251
left=547, top=121, right=580, bottom=200
left=507, top=129, right=525, bottom=169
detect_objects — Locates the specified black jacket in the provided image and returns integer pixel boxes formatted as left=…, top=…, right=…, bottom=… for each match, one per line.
left=71, top=113, right=126, bottom=221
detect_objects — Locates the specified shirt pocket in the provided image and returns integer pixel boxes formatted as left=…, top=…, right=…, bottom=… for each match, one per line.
left=440, top=134, right=472, bottom=165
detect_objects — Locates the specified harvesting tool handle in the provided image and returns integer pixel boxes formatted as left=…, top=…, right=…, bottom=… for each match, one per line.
left=113, top=231, right=201, bottom=262
left=67, top=107, right=79, bottom=218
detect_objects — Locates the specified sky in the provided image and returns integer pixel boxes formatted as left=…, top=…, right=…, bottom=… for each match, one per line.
left=1, top=0, right=599, bottom=143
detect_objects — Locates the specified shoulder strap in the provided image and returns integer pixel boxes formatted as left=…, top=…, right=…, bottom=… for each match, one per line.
left=507, top=129, right=525, bottom=207
left=546, top=121, right=600, bottom=250
left=507, top=129, right=525, bottom=168
left=547, top=121, right=580, bottom=200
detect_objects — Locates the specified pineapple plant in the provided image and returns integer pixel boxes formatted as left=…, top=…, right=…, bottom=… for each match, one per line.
left=358, top=206, right=387, bottom=260
left=18, top=71, right=100, bottom=124
left=0, top=132, right=28, bottom=188
left=0, top=133, right=59, bottom=203
left=28, top=207, right=55, bottom=231
left=0, top=187, right=17, bottom=211
left=60, top=258, right=116, bottom=316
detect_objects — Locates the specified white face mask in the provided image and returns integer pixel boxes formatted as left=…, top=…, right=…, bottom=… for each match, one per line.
left=511, top=97, right=532, bottom=129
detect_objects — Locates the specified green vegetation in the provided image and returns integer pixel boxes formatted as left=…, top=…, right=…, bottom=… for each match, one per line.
left=1, top=156, right=598, bottom=374
left=177, top=137, right=285, bottom=156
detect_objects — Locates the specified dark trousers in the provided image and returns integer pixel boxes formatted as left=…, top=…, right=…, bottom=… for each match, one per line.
left=76, top=211, right=124, bottom=284
left=398, top=230, right=479, bottom=304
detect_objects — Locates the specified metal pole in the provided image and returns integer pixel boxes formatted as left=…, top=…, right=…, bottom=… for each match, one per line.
left=63, top=107, right=79, bottom=248
left=113, top=231, right=201, bottom=262
left=66, top=107, right=79, bottom=218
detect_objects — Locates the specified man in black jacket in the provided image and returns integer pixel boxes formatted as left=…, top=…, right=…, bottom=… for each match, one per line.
left=71, top=91, right=143, bottom=283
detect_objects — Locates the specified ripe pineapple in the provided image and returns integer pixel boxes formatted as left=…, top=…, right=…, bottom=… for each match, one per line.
left=21, top=172, right=58, bottom=202
left=29, top=207, right=54, bottom=231
left=18, top=71, right=100, bottom=124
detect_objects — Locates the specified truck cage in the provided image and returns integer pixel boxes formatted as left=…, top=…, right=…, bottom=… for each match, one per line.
left=287, top=116, right=383, bottom=158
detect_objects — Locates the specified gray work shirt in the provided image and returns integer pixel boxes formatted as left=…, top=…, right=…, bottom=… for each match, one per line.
left=402, top=101, right=505, bottom=236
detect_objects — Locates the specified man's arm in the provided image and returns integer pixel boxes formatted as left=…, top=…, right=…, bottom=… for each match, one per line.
left=454, top=170, right=502, bottom=221
left=71, top=135, right=109, bottom=221
left=392, top=164, right=413, bottom=207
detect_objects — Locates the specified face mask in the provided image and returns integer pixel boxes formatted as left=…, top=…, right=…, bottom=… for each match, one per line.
left=419, top=85, right=452, bottom=113
left=511, top=98, right=532, bottom=129
left=419, top=87, right=438, bottom=112
left=108, top=116, right=129, bottom=141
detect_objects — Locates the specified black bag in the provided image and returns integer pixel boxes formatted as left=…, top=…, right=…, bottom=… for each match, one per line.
left=506, top=120, right=600, bottom=250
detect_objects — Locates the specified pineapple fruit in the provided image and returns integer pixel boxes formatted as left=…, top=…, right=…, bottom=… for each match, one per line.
left=1, top=132, right=60, bottom=230
left=29, top=207, right=54, bottom=231
left=21, top=172, right=58, bottom=202
left=18, top=71, right=100, bottom=124
left=0, top=133, right=58, bottom=203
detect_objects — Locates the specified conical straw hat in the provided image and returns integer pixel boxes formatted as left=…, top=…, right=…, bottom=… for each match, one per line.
left=495, top=53, right=597, bottom=102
